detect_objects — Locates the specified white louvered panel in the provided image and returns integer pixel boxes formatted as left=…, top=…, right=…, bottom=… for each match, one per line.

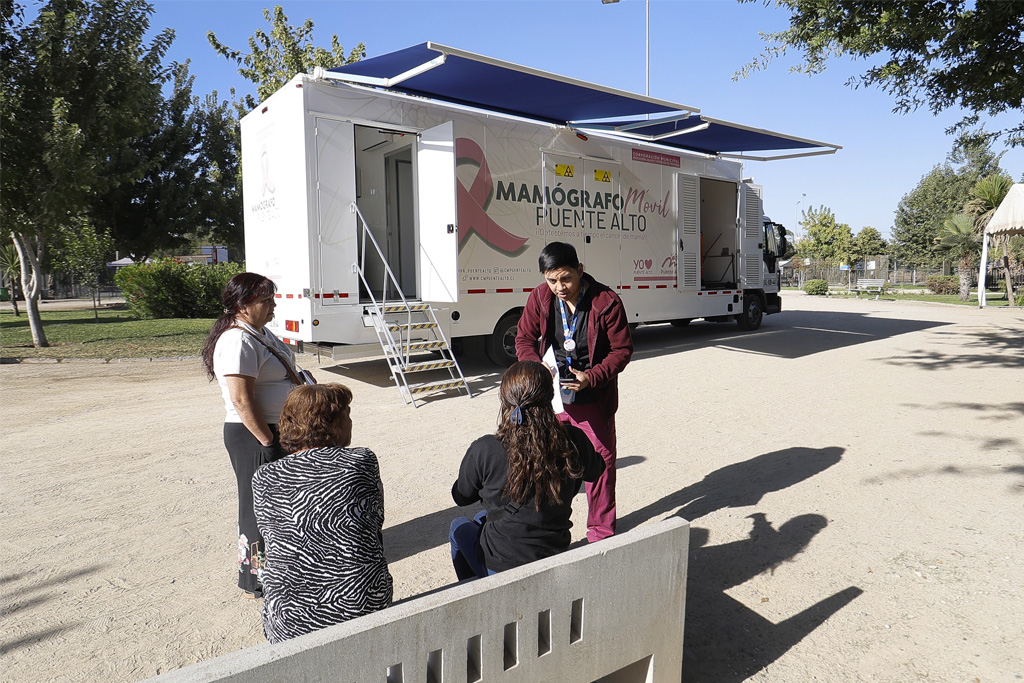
left=678, top=175, right=699, bottom=237
left=744, top=254, right=762, bottom=287
left=681, top=253, right=699, bottom=288
left=744, top=184, right=762, bottom=240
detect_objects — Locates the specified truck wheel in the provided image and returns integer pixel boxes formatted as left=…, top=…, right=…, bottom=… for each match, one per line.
left=486, top=312, right=521, bottom=366
left=736, top=293, right=764, bottom=331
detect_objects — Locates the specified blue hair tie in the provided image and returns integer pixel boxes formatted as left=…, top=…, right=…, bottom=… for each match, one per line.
left=509, top=405, right=523, bottom=425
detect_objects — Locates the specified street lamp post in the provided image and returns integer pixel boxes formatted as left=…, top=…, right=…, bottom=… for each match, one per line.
left=794, top=193, right=806, bottom=240
left=602, top=0, right=649, bottom=96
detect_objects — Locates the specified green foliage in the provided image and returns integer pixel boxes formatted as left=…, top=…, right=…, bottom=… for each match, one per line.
left=925, top=275, right=959, bottom=295
left=965, top=174, right=1013, bottom=231
left=51, top=216, right=115, bottom=290
left=892, top=133, right=1004, bottom=266
left=800, top=205, right=854, bottom=262
left=852, top=227, right=888, bottom=261
left=803, top=279, right=829, bottom=296
left=208, top=5, right=365, bottom=112
left=935, top=213, right=982, bottom=301
left=735, top=0, right=1024, bottom=145
left=0, top=307, right=214, bottom=359
left=115, top=260, right=242, bottom=318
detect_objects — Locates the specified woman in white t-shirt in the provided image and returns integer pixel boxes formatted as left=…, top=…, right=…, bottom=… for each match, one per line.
left=202, top=272, right=296, bottom=598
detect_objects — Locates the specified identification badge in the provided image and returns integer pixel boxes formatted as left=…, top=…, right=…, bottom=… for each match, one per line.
left=560, top=386, right=576, bottom=405
left=563, top=339, right=576, bottom=352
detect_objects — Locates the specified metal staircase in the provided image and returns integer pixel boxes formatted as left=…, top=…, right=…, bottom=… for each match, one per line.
left=351, top=203, right=472, bottom=407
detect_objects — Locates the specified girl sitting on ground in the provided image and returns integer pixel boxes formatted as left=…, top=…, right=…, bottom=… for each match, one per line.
left=450, top=360, right=605, bottom=579
left=252, top=383, right=393, bottom=643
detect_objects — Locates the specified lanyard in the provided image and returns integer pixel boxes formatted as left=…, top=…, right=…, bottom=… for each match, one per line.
left=558, top=283, right=585, bottom=369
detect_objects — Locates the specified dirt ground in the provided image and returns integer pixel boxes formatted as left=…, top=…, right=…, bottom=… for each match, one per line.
left=2, top=293, right=1022, bottom=682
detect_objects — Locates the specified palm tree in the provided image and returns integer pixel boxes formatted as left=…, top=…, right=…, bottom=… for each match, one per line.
left=0, top=242, right=21, bottom=317
left=966, top=174, right=1015, bottom=302
left=935, top=215, right=982, bottom=301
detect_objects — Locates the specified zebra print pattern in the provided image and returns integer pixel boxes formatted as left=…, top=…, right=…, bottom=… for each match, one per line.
left=251, top=446, right=393, bottom=643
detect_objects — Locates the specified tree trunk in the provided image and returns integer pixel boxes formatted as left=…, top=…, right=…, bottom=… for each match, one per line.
left=999, top=242, right=1015, bottom=305
left=958, top=257, right=972, bottom=302
left=11, top=230, right=49, bottom=347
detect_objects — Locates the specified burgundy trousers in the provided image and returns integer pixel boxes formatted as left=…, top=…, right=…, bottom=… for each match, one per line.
left=559, top=401, right=617, bottom=542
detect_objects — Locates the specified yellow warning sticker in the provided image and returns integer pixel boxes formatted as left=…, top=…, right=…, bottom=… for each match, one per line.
left=555, top=164, right=575, bottom=178
left=594, top=169, right=612, bottom=183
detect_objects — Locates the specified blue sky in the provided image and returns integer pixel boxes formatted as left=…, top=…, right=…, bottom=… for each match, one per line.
left=141, top=0, right=1022, bottom=239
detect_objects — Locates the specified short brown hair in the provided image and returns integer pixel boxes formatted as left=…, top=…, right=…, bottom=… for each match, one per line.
left=278, top=383, right=354, bottom=453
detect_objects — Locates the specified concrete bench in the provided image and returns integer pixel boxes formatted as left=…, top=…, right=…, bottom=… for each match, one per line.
left=852, top=278, right=885, bottom=299
left=149, top=517, right=690, bottom=683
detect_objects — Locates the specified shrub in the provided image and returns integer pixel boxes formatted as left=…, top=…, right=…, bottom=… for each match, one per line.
left=926, top=275, right=959, bottom=295
left=115, top=260, right=243, bottom=318
left=804, top=279, right=829, bottom=296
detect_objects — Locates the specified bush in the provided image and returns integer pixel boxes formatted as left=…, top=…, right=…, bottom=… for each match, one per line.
left=926, top=275, right=959, bottom=295
left=804, top=279, right=829, bottom=295
left=115, top=260, right=243, bottom=318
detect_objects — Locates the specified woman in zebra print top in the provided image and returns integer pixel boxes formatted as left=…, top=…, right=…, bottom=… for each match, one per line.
left=252, top=383, right=393, bottom=643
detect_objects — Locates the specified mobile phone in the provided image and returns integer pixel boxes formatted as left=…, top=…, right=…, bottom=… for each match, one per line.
left=559, top=376, right=576, bottom=385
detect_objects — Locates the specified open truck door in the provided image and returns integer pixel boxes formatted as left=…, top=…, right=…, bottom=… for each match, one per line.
left=416, top=122, right=459, bottom=303
left=314, top=118, right=359, bottom=307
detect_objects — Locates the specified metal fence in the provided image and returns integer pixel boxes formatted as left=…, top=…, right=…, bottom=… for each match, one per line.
left=781, top=255, right=1024, bottom=290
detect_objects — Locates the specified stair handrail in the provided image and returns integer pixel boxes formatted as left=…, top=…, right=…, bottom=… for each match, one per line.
left=350, top=202, right=415, bottom=365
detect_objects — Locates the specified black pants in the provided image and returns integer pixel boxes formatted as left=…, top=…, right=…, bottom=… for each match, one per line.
left=224, top=422, right=284, bottom=595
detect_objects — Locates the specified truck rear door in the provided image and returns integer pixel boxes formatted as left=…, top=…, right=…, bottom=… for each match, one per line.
left=314, top=118, right=359, bottom=307
left=416, top=122, right=459, bottom=303
left=675, top=173, right=700, bottom=292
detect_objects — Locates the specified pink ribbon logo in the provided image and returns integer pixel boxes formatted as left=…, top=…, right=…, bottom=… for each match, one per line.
left=456, top=138, right=529, bottom=255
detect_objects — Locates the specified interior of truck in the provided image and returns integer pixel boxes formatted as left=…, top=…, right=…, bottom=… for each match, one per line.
left=699, top=177, right=739, bottom=289
left=354, top=125, right=418, bottom=301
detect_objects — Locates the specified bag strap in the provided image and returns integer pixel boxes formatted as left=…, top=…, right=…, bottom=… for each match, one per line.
left=229, top=325, right=302, bottom=385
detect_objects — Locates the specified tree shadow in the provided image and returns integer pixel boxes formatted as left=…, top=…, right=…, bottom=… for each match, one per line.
left=683, top=516, right=863, bottom=682
left=630, top=310, right=949, bottom=362
left=618, top=447, right=844, bottom=533
left=0, top=626, right=79, bottom=657
left=879, top=325, right=1024, bottom=370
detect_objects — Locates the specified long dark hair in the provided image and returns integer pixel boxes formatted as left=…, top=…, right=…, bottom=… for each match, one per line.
left=202, top=272, right=276, bottom=380
left=495, top=361, right=582, bottom=508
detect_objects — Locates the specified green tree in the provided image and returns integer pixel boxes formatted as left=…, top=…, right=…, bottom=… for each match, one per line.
left=93, top=61, right=243, bottom=260
left=801, top=205, right=854, bottom=263
left=1, top=0, right=173, bottom=347
left=891, top=133, right=1004, bottom=267
left=935, top=214, right=982, bottom=301
left=51, top=216, right=115, bottom=317
left=736, top=0, right=1024, bottom=145
left=208, top=5, right=366, bottom=112
left=853, top=227, right=888, bottom=260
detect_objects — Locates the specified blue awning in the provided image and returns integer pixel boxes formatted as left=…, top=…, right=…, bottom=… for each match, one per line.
left=319, top=42, right=839, bottom=160
left=578, top=114, right=841, bottom=160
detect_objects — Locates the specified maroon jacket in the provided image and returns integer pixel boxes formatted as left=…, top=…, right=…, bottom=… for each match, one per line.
left=515, top=273, right=633, bottom=416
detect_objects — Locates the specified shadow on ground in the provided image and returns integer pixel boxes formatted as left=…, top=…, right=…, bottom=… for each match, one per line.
left=0, top=564, right=106, bottom=656
left=630, top=310, right=949, bottom=362
left=683, top=518, right=863, bottom=682
left=617, top=446, right=844, bottom=532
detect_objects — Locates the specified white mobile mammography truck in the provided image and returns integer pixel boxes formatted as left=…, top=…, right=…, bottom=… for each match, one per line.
left=242, top=42, right=838, bottom=374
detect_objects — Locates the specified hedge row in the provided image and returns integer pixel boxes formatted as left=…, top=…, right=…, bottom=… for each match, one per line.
left=925, top=275, right=959, bottom=295
left=115, top=260, right=242, bottom=318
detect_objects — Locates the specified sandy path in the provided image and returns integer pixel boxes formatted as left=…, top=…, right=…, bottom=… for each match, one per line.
left=2, top=293, right=1022, bottom=682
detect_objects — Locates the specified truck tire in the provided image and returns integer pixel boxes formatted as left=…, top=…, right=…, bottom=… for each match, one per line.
left=486, top=311, right=521, bottom=366
left=736, top=292, right=764, bottom=331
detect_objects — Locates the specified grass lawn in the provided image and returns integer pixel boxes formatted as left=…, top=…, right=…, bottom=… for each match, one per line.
left=0, top=306, right=214, bottom=359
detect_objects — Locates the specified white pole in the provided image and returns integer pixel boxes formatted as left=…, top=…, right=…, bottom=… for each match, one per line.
left=645, top=0, right=650, bottom=97
left=977, top=232, right=989, bottom=308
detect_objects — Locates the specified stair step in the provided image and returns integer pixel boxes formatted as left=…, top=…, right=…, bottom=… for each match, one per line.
left=402, top=340, right=447, bottom=351
left=386, top=321, right=438, bottom=331
left=381, top=303, right=431, bottom=313
left=408, top=379, right=468, bottom=394
left=402, top=359, right=456, bottom=373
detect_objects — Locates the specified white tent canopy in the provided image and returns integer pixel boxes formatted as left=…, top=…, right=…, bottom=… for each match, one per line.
left=978, top=183, right=1024, bottom=307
